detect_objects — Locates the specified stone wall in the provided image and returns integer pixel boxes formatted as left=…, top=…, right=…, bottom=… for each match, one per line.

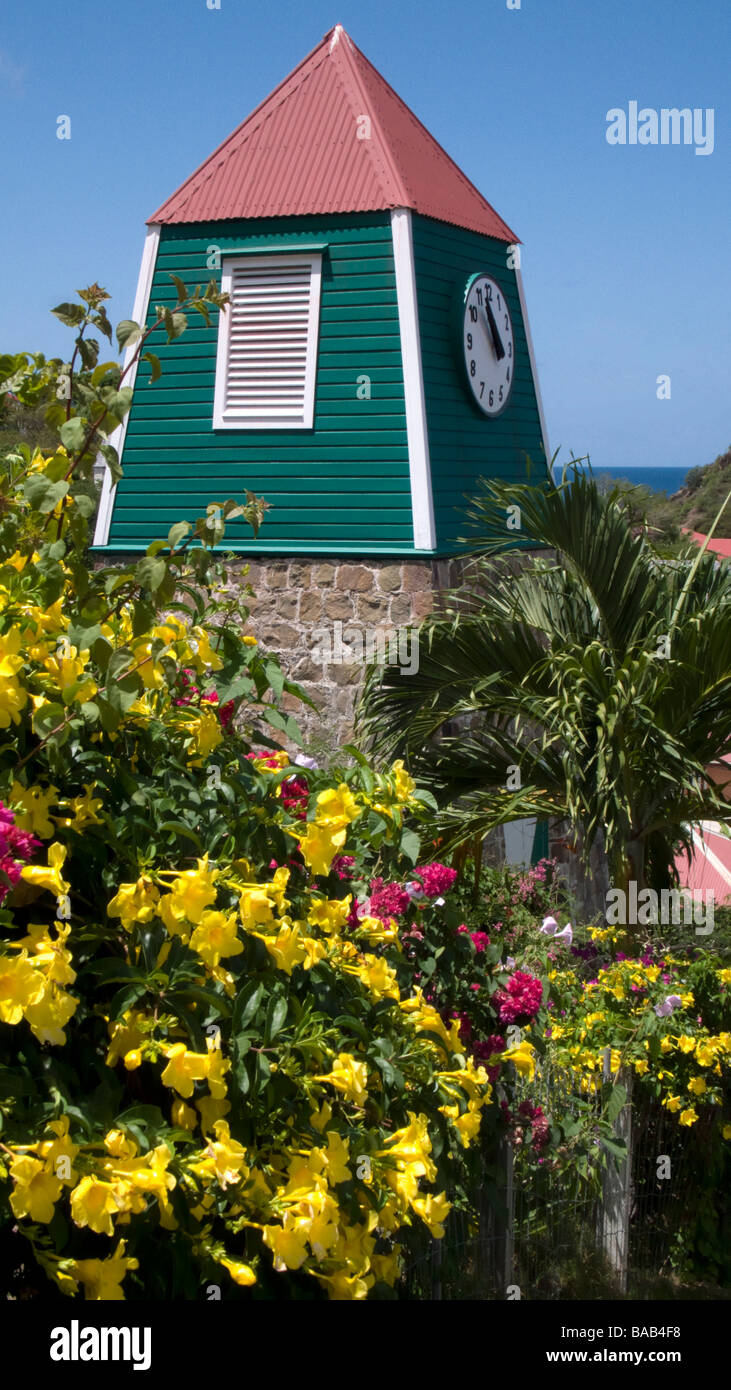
left=233, top=556, right=465, bottom=753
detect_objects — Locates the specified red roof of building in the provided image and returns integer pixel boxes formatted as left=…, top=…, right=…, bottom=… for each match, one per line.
left=149, top=24, right=518, bottom=241
left=690, top=531, right=731, bottom=559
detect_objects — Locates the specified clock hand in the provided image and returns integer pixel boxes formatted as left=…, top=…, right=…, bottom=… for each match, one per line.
left=485, top=298, right=506, bottom=361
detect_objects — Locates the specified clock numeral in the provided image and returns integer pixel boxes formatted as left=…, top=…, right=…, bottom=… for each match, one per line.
left=469, top=305, right=478, bottom=322
left=476, top=287, right=483, bottom=306
left=479, top=381, right=485, bottom=398
left=499, top=385, right=504, bottom=402
left=470, top=359, right=476, bottom=377
left=507, top=343, right=512, bottom=358
left=497, top=294, right=502, bottom=310
left=489, top=390, right=494, bottom=407
left=506, top=367, right=510, bottom=382
left=466, top=332, right=473, bottom=350
left=486, top=283, right=493, bottom=301
left=504, top=314, right=509, bottom=330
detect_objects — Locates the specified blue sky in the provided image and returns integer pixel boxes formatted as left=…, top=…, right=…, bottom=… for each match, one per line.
left=2, top=0, right=729, bottom=473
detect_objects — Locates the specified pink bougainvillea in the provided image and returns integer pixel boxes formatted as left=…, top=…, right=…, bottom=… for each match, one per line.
left=494, top=969, right=544, bottom=1025
left=0, top=801, right=41, bottom=902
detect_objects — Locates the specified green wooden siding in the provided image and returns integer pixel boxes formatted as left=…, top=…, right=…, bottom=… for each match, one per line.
left=411, top=214, right=549, bottom=552
left=106, top=213, right=414, bottom=553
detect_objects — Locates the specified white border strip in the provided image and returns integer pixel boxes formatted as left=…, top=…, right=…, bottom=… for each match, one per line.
left=515, top=261, right=551, bottom=472
left=93, top=224, right=161, bottom=546
left=391, top=208, right=436, bottom=551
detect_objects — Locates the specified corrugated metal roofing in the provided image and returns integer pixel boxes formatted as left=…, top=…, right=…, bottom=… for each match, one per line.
left=149, top=24, right=518, bottom=241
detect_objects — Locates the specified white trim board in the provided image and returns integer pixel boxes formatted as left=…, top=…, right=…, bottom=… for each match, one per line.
left=515, top=262, right=551, bottom=474
left=93, top=224, right=161, bottom=546
left=390, top=208, right=436, bottom=551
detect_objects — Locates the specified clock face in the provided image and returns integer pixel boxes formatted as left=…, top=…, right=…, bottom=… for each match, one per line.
left=460, top=273, right=515, bottom=417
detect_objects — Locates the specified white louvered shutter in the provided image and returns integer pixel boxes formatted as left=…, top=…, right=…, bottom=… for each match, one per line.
left=214, top=254, right=321, bottom=429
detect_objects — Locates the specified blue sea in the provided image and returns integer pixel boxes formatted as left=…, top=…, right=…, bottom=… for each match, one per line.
left=552, top=464, right=690, bottom=495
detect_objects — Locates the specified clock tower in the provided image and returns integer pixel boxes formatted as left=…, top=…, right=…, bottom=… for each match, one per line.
left=94, top=23, right=550, bottom=746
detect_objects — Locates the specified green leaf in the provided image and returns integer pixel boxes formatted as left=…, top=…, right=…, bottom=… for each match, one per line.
left=59, top=417, right=88, bottom=453
left=142, top=350, right=162, bottom=383
left=168, top=521, right=191, bottom=550
left=116, top=320, right=142, bottom=351
left=169, top=273, right=188, bottom=304
left=135, top=555, right=167, bottom=592
left=52, top=302, right=86, bottom=327
left=23, top=474, right=70, bottom=514
left=399, top=828, right=421, bottom=865
left=605, top=1082, right=628, bottom=1127
left=232, top=980, right=264, bottom=1034
left=265, top=995, right=288, bottom=1042
left=263, top=659, right=285, bottom=702
left=100, top=443, right=122, bottom=485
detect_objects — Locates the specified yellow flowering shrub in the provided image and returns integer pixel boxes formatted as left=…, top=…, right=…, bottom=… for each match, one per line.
left=0, top=288, right=493, bottom=1300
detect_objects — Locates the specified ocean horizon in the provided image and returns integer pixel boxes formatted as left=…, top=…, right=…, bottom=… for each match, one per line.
left=552, top=464, right=690, bottom=495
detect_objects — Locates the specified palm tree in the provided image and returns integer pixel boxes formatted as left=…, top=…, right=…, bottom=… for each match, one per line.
left=357, top=470, right=731, bottom=899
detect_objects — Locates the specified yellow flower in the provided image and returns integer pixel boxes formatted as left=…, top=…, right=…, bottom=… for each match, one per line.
left=190, top=910, right=242, bottom=968
left=107, top=876, right=160, bottom=929
left=314, top=1053, right=369, bottom=1106
left=70, top=1176, right=120, bottom=1236
left=185, top=706, right=223, bottom=761
left=171, top=1099, right=197, bottom=1131
left=695, top=1043, right=715, bottom=1067
left=255, top=922, right=308, bottom=975
left=287, top=821, right=347, bottom=876
left=23, top=978, right=78, bottom=1045
left=722, top=1124, right=731, bottom=1140
left=314, top=784, right=360, bottom=829
left=218, top=1256, right=256, bottom=1286
left=391, top=759, right=416, bottom=802
left=242, top=635, right=258, bottom=647
left=663, top=1095, right=682, bottom=1112
left=160, top=1043, right=209, bottom=1098
left=679, top=1107, right=698, bottom=1127
left=69, top=1241, right=139, bottom=1300
left=56, top=785, right=104, bottom=832
left=263, top=1218, right=310, bottom=1272
left=42, top=644, right=96, bottom=703
left=9, top=1154, right=63, bottom=1223
left=0, top=676, right=27, bottom=728
left=0, top=627, right=24, bottom=677
left=188, top=626, right=224, bottom=673
left=238, top=884, right=276, bottom=928
left=20, top=841, right=70, bottom=898
left=196, top=1095, right=231, bottom=1134
left=9, top=781, right=59, bottom=837
left=687, top=1076, right=707, bottom=1096
left=157, top=855, right=219, bottom=934
left=501, top=1040, right=536, bottom=1081
left=677, top=1035, right=696, bottom=1054
left=355, top=953, right=400, bottom=1000
left=0, top=953, right=45, bottom=1023
left=307, top=896, right=352, bottom=934
left=412, top=1191, right=451, bottom=1238
left=190, top=1120, right=248, bottom=1188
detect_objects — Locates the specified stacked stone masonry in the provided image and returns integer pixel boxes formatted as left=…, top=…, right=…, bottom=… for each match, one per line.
left=232, top=557, right=466, bottom=752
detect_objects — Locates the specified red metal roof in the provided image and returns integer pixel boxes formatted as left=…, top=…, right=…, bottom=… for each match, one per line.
left=148, top=24, right=518, bottom=241
left=689, top=531, right=731, bottom=559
